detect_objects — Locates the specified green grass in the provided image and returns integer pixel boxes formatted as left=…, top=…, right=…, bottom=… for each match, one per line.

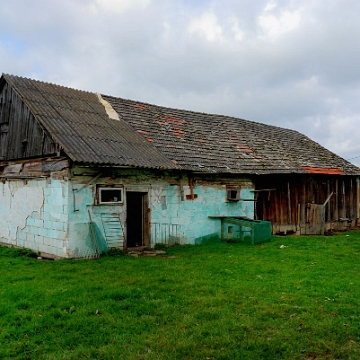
left=1, top=231, right=360, bottom=359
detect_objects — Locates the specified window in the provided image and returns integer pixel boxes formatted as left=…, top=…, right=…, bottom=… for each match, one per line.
left=226, top=188, right=240, bottom=201
left=97, top=186, right=123, bottom=204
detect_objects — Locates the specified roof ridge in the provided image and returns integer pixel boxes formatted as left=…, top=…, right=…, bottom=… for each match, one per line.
left=2, top=74, right=308, bottom=137
left=100, top=92, right=305, bottom=135
left=2, top=73, right=95, bottom=96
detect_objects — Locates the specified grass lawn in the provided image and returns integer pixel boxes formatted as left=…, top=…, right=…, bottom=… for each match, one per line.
left=1, top=231, right=360, bottom=359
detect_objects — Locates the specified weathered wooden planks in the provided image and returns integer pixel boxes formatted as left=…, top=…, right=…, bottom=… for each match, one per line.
left=255, top=174, right=358, bottom=235
left=0, top=82, right=59, bottom=160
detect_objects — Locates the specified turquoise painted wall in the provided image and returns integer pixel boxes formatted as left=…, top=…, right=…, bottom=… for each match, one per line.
left=68, top=168, right=254, bottom=255
left=150, top=183, right=254, bottom=245
left=0, top=167, right=254, bottom=258
left=0, top=177, right=69, bottom=257
left=67, top=182, right=125, bottom=258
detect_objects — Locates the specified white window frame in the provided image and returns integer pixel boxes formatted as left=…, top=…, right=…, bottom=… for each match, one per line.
left=97, top=186, right=124, bottom=205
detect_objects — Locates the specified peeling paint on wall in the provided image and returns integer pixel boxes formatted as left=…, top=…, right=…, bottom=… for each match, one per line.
left=0, top=180, right=44, bottom=242
left=68, top=167, right=254, bottom=254
left=0, top=164, right=255, bottom=258
left=150, top=184, right=254, bottom=245
left=0, top=177, right=69, bottom=257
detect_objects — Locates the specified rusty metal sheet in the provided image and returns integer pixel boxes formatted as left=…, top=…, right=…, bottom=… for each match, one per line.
left=301, top=166, right=344, bottom=175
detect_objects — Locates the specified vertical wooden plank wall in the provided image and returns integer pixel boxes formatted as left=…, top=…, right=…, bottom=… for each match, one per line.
left=255, top=175, right=359, bottom=235
left=0, top=82, right=59, bottom=160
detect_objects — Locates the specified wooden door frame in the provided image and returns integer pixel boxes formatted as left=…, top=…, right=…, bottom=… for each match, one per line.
left=126, top=191, right=150, bottom=248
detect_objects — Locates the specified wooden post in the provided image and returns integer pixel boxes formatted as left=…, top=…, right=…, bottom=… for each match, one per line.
left=327, top=180, right=331, bottom=222
left=189, top=177, right=195, bottom=200
left=301, top=182, right=306, bottom=230
left=287, top=181, right=292, bottom=225
left=179, top=178, right=184, bottom=201
left=357, top=177, right=360, bottom=225
left=335, top=178, right=339, bottom=221
left=272, top=189, right=277, bottom=225
left=350, top=178, right=354, bottom=221
left=342, top=180, right=346, bottom=219
left=279, top=191, right=283, bottom=229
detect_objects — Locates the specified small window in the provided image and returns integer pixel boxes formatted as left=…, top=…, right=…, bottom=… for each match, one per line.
left=98, top=187, right=123, bottom=204
left=226, top=188, right=240, bottom=201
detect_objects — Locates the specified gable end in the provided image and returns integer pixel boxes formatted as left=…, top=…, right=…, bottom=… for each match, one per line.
left=0, top=79, right=60, bottom=160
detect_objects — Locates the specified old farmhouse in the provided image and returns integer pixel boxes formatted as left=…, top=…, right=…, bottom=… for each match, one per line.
left=0, top=74, right=359, bottom=258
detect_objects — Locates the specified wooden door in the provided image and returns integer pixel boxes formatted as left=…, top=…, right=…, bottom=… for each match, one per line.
left=305, top=203, right=325, bottom=235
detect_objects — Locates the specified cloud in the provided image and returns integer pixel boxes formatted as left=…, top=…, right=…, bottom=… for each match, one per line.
left=1, top=0, right=360, bottom=165
left=258, top=4, right=302, bottom=40
left=188, top=12, right=223, bottom=42
left=89, top=0, right=152, bottom=14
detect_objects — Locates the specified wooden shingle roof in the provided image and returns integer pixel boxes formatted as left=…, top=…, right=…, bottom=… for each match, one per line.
left=2, top=74, right=360, bottom=175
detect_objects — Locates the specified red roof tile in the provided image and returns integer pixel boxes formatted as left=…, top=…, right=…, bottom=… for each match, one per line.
left=301, top=166, right=344, bottom=175
left=134, top=104, right=149, bottom=110
left=163, top=117, right=184, bottom=124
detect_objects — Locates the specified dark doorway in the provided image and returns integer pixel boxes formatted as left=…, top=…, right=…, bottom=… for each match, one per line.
left=126, top=192, right=148, bottom=248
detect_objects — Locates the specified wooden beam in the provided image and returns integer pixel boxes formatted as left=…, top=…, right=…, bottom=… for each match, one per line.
left=189, top=177, right=195, bottom=200
left=327, top=180, right=331, bottom=222
left=323, top=191, right=333, bottom=206
left=342, top=180, right=346, bottom=219
left=357, top=177, right=360, bottom=225
left=251, top=188, right=276, bottom=192
left=287, top=181, right=291, bottom=225
left=179, top=178, right=184, bottom=201
left=335, top=179, right=339, bottom=220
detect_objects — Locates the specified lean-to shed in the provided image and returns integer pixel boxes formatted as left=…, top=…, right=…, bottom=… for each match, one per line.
left=0, top=74, right=359, bottom=258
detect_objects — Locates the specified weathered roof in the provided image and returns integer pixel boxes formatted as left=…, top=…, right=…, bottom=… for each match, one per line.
left=2, top=74, right=178, bottom=170
left=103, top=96, right=360, bottom=175
left=2, top=74, right=360, bottom=175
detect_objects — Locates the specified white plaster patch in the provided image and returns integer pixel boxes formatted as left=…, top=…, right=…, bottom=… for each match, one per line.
left=0, top=180, right=44, bottom=242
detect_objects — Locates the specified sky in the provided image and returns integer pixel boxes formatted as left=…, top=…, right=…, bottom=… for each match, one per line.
left=1, top=0, right=360, bottom=166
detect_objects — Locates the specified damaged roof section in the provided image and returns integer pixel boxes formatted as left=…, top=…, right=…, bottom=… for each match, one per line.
left=1, top=74, right=360, bottom=175
left=103, top=95, right=360, bottom=175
